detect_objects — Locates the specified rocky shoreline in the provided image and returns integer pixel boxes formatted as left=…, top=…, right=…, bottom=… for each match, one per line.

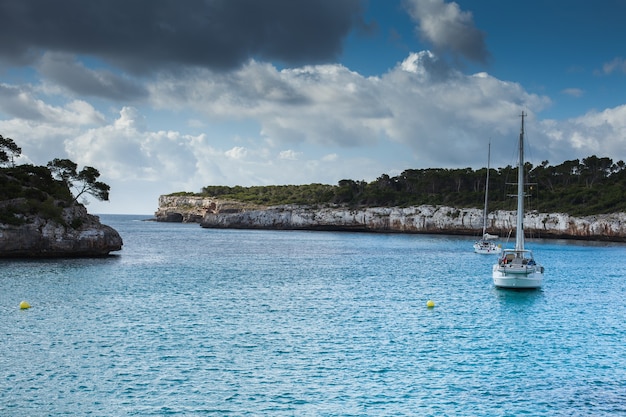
left=0, top=202, right=123, bottom=258
left=155, top=195, right=626, bottom=242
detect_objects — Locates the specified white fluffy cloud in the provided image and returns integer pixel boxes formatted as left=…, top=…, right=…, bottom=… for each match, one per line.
left=148, top=52, right=552, bottom=167
left=541, top=105, right=626, bottom=159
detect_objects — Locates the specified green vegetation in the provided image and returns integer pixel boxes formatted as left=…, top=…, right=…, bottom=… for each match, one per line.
left=199, top=184, right=336, bottom=206
left=182, top=155, right=626, bottom=217
left=0, top=164, right=69, bottom=225
left=0, top=136, right=110, bottom=226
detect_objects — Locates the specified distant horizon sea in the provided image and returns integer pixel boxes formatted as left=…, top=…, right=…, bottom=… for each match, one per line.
left=1, top=214, right=625, bottom=416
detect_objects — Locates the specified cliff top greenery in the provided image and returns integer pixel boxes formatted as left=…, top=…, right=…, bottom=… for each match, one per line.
left=170, top=155, right=626, bottom=217
left=0, top=135, right=110, bottom=226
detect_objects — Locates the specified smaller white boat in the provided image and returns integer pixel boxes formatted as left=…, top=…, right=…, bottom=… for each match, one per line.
left=492, top=112, right=544, bottom=289
left=474, top=142, right=501, bottom=255
left=474, top=233, right=501, bottom=254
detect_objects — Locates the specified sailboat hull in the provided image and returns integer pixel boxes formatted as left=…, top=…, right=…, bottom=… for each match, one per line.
left=474, top=241, right=502, bottom=254
left=492, top=264, right=543, bottom=288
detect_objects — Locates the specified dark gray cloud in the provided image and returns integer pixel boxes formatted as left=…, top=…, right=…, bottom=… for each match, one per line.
left=0, top=0, right=366, bottom=74
left=38, top=53, right=149, bottom=101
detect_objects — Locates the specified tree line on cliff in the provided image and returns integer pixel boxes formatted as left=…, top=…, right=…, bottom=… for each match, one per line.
left=0, top=135, right=110, bottom=226
left=180, top=155, right=626, bottom=217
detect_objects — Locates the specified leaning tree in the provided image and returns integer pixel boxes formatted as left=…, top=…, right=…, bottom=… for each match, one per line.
left=47, top=158, right=110, bottom=203
left=0, top=135, right=21, bottom=166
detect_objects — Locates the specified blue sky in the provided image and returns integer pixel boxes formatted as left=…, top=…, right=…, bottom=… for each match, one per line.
left=1, top=0, right=625, bottom=214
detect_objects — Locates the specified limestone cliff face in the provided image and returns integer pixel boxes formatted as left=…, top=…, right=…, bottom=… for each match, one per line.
left=0, top=203, right=123, bottom=257
left=155, top=195, right=626, bottom=241
left=155, top=195, right=263, bottom=222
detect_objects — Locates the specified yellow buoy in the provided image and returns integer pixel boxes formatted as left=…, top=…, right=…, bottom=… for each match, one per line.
left=426, top=299, right=435, bottom=308
left=19, top=301, right=31, bottom=310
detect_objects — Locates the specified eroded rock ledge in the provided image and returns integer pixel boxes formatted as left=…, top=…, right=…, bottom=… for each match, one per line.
left=0, top=202, right=123, bottom=258
left=155, top=195, right=626, bottom=241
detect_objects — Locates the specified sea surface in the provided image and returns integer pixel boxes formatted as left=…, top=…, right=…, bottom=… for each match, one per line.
left=1, top=214, right=625, bottom=416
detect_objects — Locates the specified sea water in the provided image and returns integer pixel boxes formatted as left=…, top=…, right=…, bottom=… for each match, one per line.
left=1, top=214, right=625, bottom=416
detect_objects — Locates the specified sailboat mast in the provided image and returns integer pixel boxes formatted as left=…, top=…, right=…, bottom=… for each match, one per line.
left=516, top=112, right=526, bottom=251
left=482, top=142, right=491, bottom=236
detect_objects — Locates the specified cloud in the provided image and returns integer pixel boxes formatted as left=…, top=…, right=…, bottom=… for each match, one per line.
left=37, top=52, right=149, bottom=101
left=0, top=91, right=105, bottom=165
left=597, top=57, right=626, bottom=75
left=0, top=82, right=105, bottom=125
left=561, top=88, right=584, bottom=98
left=541, top=105, right=626, bottom=159
left=225, top=146, right=248, bottom=160
left=0, top=83, right=48, bottom=120
left=0, top=0, right=366, bottom=73
left=3, top=48, right=555, bottom=176
left=149, top=61, right=390, bottom=148
left=278, top=150, right=301, bottom=160
left=404, top=0, right=489, bottom=64
left=64, top=107, right=191, bottom=181
left=147, top=52, right=549, bottom=167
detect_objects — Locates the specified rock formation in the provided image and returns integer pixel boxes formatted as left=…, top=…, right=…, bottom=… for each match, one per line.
left=0, top=201, right=123, bottom=258
left=156, top=195, right=265, bottom=222
left=154, top=195, right=626, bottom=241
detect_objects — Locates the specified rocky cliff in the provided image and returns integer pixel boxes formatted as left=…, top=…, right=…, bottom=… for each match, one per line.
left=155, top=195, right=626, bottom=241
left=0, top=201, right=123, bottom=257
left=156, top=195, right=265, bottom=222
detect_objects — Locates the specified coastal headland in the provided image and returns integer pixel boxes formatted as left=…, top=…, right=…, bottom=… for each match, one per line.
left=155, top=195, right=626, bottom=242
left=0, top=202, right=122, bottom=258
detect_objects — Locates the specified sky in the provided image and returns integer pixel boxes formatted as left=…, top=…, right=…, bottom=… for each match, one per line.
left=1, top=0, right=625, bottom=215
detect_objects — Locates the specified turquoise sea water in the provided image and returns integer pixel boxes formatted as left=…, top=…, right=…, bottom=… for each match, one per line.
left=1, top=214, right=625, bottom=416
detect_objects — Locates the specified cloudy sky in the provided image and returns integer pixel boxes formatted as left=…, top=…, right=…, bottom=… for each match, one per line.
left=1, top=0, right=625, bottom=214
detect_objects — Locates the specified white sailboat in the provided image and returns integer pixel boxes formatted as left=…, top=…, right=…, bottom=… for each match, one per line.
left=492, top=112, right=544, bottom=288
left=474, top=142, right=501, bottom=254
